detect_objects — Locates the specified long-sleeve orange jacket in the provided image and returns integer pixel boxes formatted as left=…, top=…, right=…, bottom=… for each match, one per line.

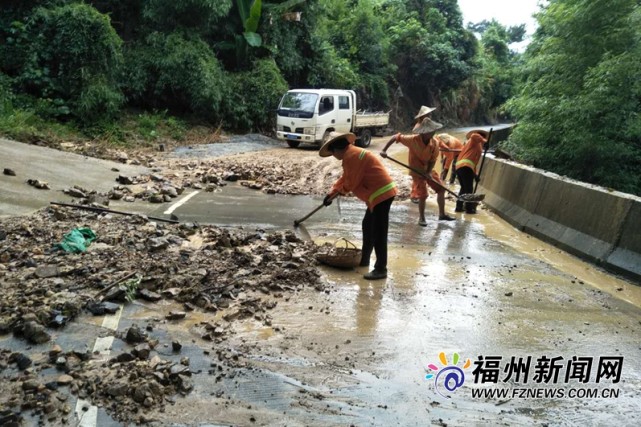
left=455, top=133, right=487, bottom=173
left=330, top=145, right=397, bottom=210
left=395, top=133, right=439, bottom=179
left=438, top=135, right=463, bottom=170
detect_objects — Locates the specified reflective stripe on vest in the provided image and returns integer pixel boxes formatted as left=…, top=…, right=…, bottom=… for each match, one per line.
left=368, top=182, right=396, bottom=204
left=359, top=149, right=367, bottom=160
left=457, top=158, right=476, bottom=169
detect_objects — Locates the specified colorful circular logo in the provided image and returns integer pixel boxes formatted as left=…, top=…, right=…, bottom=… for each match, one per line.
left=425, top=352, right=471, bottom=398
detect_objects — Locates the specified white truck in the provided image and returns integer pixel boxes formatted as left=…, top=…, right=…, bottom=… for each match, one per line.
left=275, top=89, right=389, bottom=148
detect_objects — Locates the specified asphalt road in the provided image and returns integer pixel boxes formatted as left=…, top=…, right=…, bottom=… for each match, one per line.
left=2, top=135, right=641, bottom=426
left=0, top=138, right=149, bottom=217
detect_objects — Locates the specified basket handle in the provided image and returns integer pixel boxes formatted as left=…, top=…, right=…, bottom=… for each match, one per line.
left=334, top=237, right=358, bottom=250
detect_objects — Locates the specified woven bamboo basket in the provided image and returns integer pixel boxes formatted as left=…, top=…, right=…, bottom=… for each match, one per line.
left=316, top=238, right=362, bottom=269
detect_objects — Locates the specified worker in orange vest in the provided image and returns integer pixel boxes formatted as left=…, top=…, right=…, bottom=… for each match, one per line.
left=436, top=133, right=464, bottom=185
left=455, top=129, right=489, bottom=213
left=408, top=106, right=436, bottom=204
left=380, top=109, right=455, bottom=226
left=321, top=132, right=397, bottom=280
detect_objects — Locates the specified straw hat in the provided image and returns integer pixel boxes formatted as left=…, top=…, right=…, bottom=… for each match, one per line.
left=466, top=129, right=489, bottom=139
left=319, top=132, right=356, bottom=157
left=435, top=133, right=452, bottom=145
left=414, top=105, right=437, bottom=120
left=412, top=117, right=443, bottom=135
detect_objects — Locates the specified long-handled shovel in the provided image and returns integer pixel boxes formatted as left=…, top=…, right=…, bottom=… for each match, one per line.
left=473, top=128, right=493, bottom=194
left=385, top=156, right=485, bottom=203
left=294, top=194, right=338, bottom=227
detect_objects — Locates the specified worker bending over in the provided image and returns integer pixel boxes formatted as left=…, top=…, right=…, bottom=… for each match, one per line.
left=436, top=133, right=463, bottom=185
left=321, top=132, right=397, bottom=281
left=455, top=129, right=489, bottom=214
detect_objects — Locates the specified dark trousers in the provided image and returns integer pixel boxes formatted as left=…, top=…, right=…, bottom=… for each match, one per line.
left=456, top=167, right=476, bottom=212
left=449, top=156, right=459, bottom=184
left=361, top=197, right=394, bottom=271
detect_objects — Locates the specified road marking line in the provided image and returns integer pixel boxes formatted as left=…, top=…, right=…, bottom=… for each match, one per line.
left=101, top=305, right=123, bottom=331
left=164, top=190, right=200, bottom=215
left=75, top=400, right=97, bottom=427
left=74, top=305, right=123, bottom=426
left=93, top=336, right=115, bottom=355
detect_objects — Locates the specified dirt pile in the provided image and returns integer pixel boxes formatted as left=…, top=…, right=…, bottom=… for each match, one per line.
left=21, top=136, right=413, bottom=205
left=0, top=205, right=325, bottom=423
left=158, top=150, right=412, bottom=201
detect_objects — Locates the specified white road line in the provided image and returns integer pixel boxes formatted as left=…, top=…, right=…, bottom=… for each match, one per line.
left=164, top=190, right=200, bottom=215
left=74, top=305, right=123, bottom=426
left=101, top=305, right=123, bottom=331
left=93, top=336, right=115, bottom=355
left=75, top=401, right=97, bottom=427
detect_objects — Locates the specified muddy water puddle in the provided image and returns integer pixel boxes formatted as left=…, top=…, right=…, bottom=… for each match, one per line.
left=481, top=212, right=641, bottom=307
left=35, top=179, right=637, bottom=425
left=129, top=183, right=641, bottom=424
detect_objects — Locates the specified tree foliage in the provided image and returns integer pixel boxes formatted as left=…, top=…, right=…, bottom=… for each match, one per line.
left=6, top=3, right=124, bottom=122
left=123, top=32, right=228, bottom=119
left=505, top=0, right=641, bottom=195
left=142, top=0, right=232, bottom=31
left=261, top=1, right=321, bottom=86
left=381, top=0, right=476, bottom=121
left=223, top=58, right=288, bottom=131
left=0, top=1, right=516, bottom=147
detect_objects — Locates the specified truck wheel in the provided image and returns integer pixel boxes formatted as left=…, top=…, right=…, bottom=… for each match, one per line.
left=321, top=130, right=332, bottom=146
left=358, top=129, right=372, bottom=148
left=287, top=140, right=300, bottom=148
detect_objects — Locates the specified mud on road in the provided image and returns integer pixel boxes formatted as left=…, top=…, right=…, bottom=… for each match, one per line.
left=157, top=136, right=412, bottom=201
left=1, top=134, right=641, bottom=426
left=1, top=135, right=399, bottom=425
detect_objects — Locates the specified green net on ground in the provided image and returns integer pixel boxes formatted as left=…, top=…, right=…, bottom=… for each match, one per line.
left=54, top=228, right=96, bottom=253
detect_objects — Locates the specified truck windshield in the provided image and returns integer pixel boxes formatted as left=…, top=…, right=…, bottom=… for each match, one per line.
left=278, top=92, right=318, bottom=119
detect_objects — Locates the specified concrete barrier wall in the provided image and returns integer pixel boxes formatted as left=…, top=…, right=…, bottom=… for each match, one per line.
left=479, top=156, right=641, bottom=282
left=607, top=201, right=641, bottom=279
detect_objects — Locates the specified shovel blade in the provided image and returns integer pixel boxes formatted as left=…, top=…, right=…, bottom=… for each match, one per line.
left=459, top=193, right=485, bottom=202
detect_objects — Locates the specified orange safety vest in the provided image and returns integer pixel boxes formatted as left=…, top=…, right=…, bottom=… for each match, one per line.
left=456, top=133, right=486, bottom=173
left=331, top=145, right=397, bottom=210
left=396, top=133, right=439, bottom=179
left=439, top=135, right=463, bottom=170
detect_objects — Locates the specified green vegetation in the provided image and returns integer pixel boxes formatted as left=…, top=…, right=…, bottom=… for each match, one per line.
left=120, top=275, right=142, bottom=303
left=1, top=0, right=638, bottom=195
left=504, top=0, right=641, bottom=195
left=1, top=0, right=508, bottom=134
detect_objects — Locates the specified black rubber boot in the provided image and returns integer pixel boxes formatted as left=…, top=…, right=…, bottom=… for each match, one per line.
left=364, top=269, right=387, bottom=280
left=465, top=202, right=478, bottom=214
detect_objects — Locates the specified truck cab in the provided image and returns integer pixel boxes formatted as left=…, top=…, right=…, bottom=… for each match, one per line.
left=276, top=89, right=357, bottom=148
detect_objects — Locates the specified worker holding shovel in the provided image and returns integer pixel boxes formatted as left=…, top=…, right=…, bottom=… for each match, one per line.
left=320, top=132, right=397, bottom=280
left=380, top=111, right=455, bottom=226
left=455, top=130, right=489, bottom=214
left=436, top=133, right=464, bottom=185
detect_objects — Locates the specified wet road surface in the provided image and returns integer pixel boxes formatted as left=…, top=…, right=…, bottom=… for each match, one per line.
left=171, top=134, right=282, bottom=158
left=142, top=183, right=641, bottom=426
left=0, top=138, right=149, bottom=217
left=2, top=135, right=641, bottom=426
left=3, top=182, right=639, bottom=426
